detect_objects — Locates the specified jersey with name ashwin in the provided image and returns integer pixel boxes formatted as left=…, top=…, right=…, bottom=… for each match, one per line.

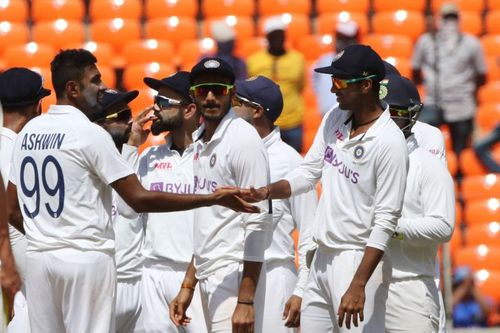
left=389, top=135, right=455, bottom=279
left=412, top=121, right=447, bottom=165
left=286, top=107, right=408, bottom=251
left=192, top=110, right=271, bottom=279
left=9, top=105, right=134, bottom=253
left=137, top=137, right=196, bottom=265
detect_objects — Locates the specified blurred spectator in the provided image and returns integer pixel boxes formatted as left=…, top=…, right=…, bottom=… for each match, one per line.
left=211, top=20, right=247, bottom=80
left=411, top=2, right=487, bottom=157
left=473, top=124, right=500, bottom=173
left=247, top=16, right=305, bottom=152
left=312, top=21, right=360, bottom=115
left=452, top=266, right=492, bottom=328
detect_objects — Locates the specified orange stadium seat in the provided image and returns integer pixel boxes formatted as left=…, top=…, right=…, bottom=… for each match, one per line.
left=177, top=38, right=216, bottom=68
left=361, top=34, right=413, bottom=58
left=90, top=18, right=141, bottom=53
left=477, top=103, right=500, bottom=132
left=201, top=16, right=255, bottom=41
left=458, top=11, right=483, bottom=36
left=316, top=12, right=369, bottom=36
left=454, top=245, right=500, bottom=271
left=0, top=0, right=29, bottom=23
left=478, top=81, right=500, bottom=104
left=0, top=21, right=29, bottom=51
left=258, top=0, right=310, bottom=16
left=466, top=222, right=500, bottom=246
left=122, top=62, right=175, bottom=90
left=32, top=20, right=85, bottom=50
left=383, top=57, right=411, bottom=77
left=202, top=0, right=255, bottom=17
left=490, top=0, right=500, bottom=10
left=465, top=198, right=500, bottom=225
left=235, top=36, right=266, bottom=58
left=31, top=0, right=85, bottom=22
left=258, top=14, right=310, bottom=43
left=373, top=0, right=425, bottom=12
left=145, top=16, right=197, bottom=47
left=456, top=201, right=463, bottom=224
left=486, top=57, right=500, bottom=82
left=431, top=0, right=485, bottom=13
left=145, top=0, right=198, bottom=19
left=449, top=224, right=463, bottom=256
left=97, top=64, right=116, bottom=89
left=3, top=42, right=55, bottom=68
left=295, top=34, right=334, bottom=61
left=121, top=39, right=174, bottom=65
left=481, top=35, right=500, bottom=57
left=316, top=0, right=369, bottom=14
left=89, top=0, right=142, bottom=20
left=447, top=150, right=458, bottom=176
left=459, top=148, right=490, bottom=177
left=372, top=11, right=425, bottom=41
left=476, top=269, right=500, bottom=303
left=129, top=88, right=156, bottom=116
left=485, top=11, right=500, bottom=35
left=462, top=174, right=500, bottom=202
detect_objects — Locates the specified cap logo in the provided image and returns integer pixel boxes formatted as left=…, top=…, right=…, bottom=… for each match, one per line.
left=379, top=84, right=388, bottom=100
left=332, top=50, right=344, bottom=62
left=354, top=145, right=365, bottom=159
left=204, top=60, right=220, bottom=69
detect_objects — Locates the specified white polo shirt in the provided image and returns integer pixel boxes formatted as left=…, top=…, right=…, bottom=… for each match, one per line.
left=192, top=110, right=272, bottom=280
left=1, top=127, right=25, bottom=246
left=137, top=137, right=196, bottom=265
left=389, top=135, right=455, bottom=279
left=264, top=127, right=317, bottom=297
left=286, top=106, right=408, bottom=252
left=412, top=121, right=447, bottom=165
left=9, top=105, right=134, bottom=253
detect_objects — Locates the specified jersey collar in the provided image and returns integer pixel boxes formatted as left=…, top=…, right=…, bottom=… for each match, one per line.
left=406, top=134, right=419, bottom=154
left=262, top=126, right=281, bottom=149
left=344, top=103, right=391, bottom=141
left=47, top=104, right=91, bottom=122
left=192, top=108, right=237, bottom=144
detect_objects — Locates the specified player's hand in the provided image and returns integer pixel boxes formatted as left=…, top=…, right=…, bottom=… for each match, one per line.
left=128, top=106, right=155, bottom=147
left=169, top=288, right=193, bottom=327
left=237, top=187, right=268, bottom=203
left=282, top=295, right=301, bottom=327
left=337, top=283, right=365, bottom=329
left=212, top=188, right=260, bottom=213
left=0, top=264, right=21, bottom=318
left=232, top=303, right=255, bottom=333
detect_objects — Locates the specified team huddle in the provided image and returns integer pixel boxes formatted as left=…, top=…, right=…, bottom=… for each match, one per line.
left=0, top=44, right=455, bottom=333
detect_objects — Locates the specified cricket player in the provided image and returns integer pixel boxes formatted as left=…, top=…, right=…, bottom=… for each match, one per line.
left=95, top=89, right=149, bottom=333
left=382, top=75, right=455, bottom=332
left=169, top=58, right=272, bottom=333
left=5, top=49, right=259, bottom=333
left=241, top=45, right=409, bottom=332
left=232, top=76, right=318, bottom=332
left=139, top=71, right=207, bottom=333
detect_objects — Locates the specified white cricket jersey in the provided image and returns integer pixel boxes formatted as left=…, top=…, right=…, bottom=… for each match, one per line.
left=389, top=135, right=455, bottom=279
left=112, top=144, right=144, bottom=280
left=137, top=137, right=196, bottom=264
left=263, top=127, right=317, bottom=297
left=1, top=127, right=25, bottom=246
left=192, top=110, right=272, bottom=280
left=412, top=121, right=447, bottom=164
left=285, top=107, right=408, bottom=252
left=9, top=105, right=134, bottom=253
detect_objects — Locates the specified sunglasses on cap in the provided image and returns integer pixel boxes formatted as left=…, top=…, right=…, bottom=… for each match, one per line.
left=154, top=95, right=186, bottom=109
left=190, top=83, right=234, bottom=97
left=389, top=102, right=423, bottom=118
left=232, top=95, right=262, bottom=109
left=105, top=108, right=132, bottom=122
left=331, top=74, right=377, bottom=90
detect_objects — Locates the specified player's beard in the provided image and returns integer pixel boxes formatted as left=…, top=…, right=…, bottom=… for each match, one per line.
left=150, top=109, right=183, bottom=135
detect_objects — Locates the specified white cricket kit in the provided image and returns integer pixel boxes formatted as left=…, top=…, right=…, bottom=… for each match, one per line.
left=286, top=107, right=408, bottom=333
left=0, top=109, right=5, bottom=333
left=9, top=105, right=134, bottom=333
left=262, top=127, right=317, bottom=333
left=112, top=144, right=144, bottom=333
left=386, top=135, right=455, bottom=333
left=137, top=138, right=206, bottom=333
left=192, top=110, right=271, bottom=333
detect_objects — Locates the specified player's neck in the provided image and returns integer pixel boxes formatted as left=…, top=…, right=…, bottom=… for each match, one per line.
left=171, top=127, right=193, bottom=153
left=3, top=113, right=29, bottom=134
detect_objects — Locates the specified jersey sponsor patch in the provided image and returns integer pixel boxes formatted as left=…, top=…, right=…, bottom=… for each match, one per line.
left=323, top=146, right=360, bottom=184
left=150, top=182, right=164, bottom=191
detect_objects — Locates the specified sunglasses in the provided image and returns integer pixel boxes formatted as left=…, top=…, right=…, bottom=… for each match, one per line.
left=232, top=95, right=262, bottom=109
left=154, top=95, right=185, bottom=109
left=331, top=74, right=377, bottom=90
left=105, top=108, right=132, bottom=121
left=190, top=83, right=234, bottom=97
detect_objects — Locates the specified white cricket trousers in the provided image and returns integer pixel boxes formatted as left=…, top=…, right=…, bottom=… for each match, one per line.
left=141, top=261, right=206, bottom=333
left=385, top=278, right=440, bottom=333
left=8, top=236, right=30, bottom=333
left=26, top=249, right=116, bottom=333
left=262, top=260, right=297, bottom=333
left=198, top=262, right=266, bottom=333
left=301, top=247, right=391, bottom=333
left=116, top=277, right=144, bottom=333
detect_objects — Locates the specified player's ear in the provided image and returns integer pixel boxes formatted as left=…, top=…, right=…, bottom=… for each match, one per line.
left=184, top=103, right=197, bottom=120
left=361, top=79, right=373, bottom=94
left=253, top=106, right=264, bottom=120
left=65, top=80, right=80, bottom=99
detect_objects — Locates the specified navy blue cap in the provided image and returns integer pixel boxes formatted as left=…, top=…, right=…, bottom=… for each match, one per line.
left=0, top=67, right=51, bottom=107
left=190, top=57, right=235, bottom=85
left=91, top=89, right=138, bottom=122
left=381, top=75, right=421, bottom=109
left=314, top=44, right=385, bottom=82
left=235, top=76, right=284, bottom=123
left=383, top=61, right=401, bottom=77
left=144, top=71, right=192, bottom=102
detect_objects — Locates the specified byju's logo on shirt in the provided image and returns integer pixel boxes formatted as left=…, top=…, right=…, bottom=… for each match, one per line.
left=323, top=146, right=360, bottom=184
left=150, top=182, right=164, bottom=191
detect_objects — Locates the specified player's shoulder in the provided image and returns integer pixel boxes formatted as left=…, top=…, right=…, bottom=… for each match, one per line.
left=271, top=138, right=303, bottom=165
left=376, top=117, right=407, bottom=153
left=413, top=146, right=451, bottom=180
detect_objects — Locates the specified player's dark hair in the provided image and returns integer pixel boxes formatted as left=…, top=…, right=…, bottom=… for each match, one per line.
left=50, top=49, right=97, bottom=98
